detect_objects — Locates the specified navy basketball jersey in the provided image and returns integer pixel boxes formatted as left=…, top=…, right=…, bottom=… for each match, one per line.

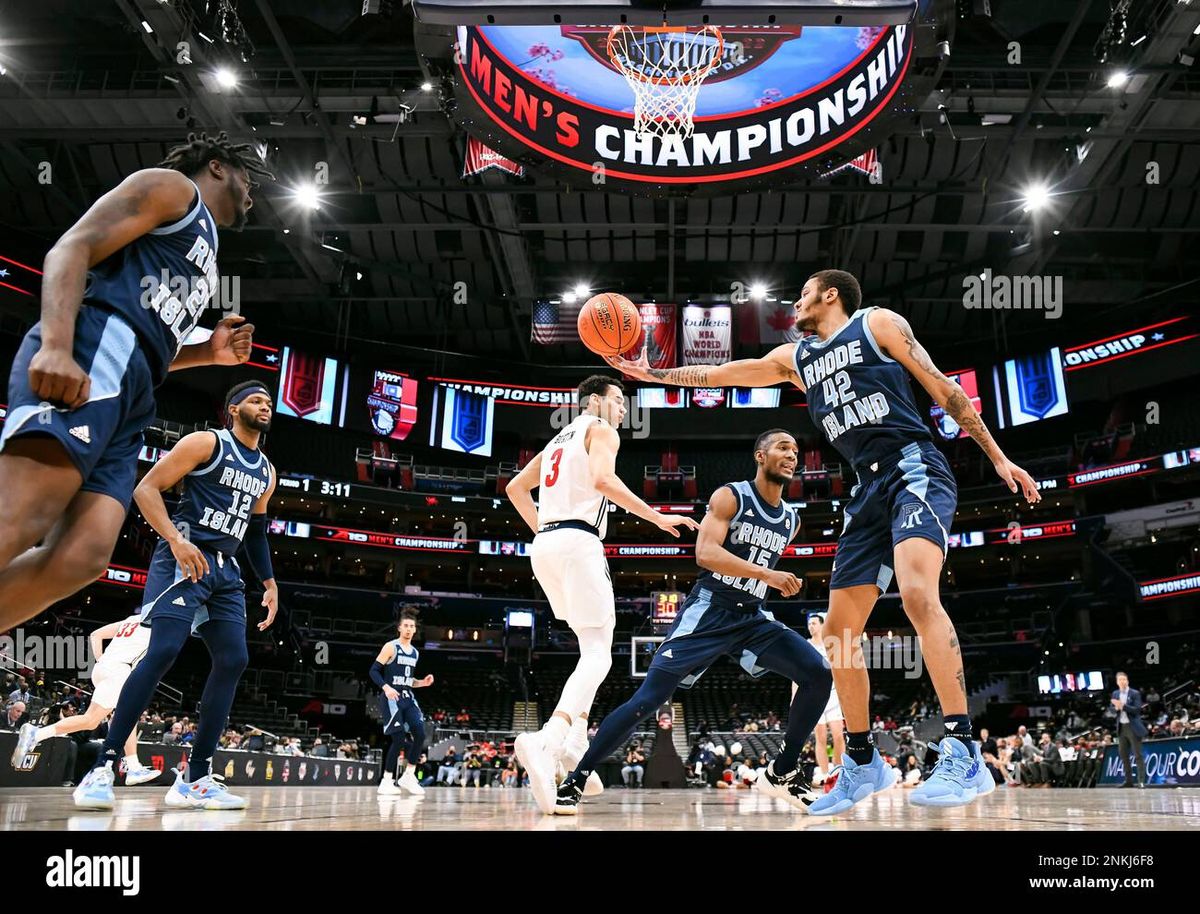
left=793, top=307, right=933, bottom=472
left=695, top=480, right=799, bottom=603
left=173, top=429, right=271, bottom=554
left=84, top=181, right=220, bottom=385
left=385, top=641, right=419, bottom=696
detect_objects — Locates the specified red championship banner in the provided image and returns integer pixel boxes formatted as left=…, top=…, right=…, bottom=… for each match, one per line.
left=463, top=135, right=525, bottom=178
left=620, top=303, right=677, bottom=371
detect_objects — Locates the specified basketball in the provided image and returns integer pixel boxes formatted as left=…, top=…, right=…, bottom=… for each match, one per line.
left=577, top=293, right=641, bottom=358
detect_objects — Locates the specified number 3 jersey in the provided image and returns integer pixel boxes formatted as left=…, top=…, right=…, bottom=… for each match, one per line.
left=535, top=413, right=609, bottom=538
left=173, top=428, right=272, bottom=555
left=793, top=306, right=932, bottom=473
left=695, top=480, right=799, bottom=604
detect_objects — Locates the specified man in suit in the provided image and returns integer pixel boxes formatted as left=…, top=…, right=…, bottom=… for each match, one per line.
left=1112, top=671, right=1148, bottom=788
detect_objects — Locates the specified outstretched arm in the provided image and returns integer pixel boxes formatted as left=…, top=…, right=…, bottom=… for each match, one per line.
left=605, top=343, right=804, bottom=391
left=869, top=309, right=1041, bottom=504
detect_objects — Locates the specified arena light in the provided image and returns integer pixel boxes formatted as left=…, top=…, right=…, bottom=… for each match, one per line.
left=563, top=291, right=578, bottom=304
left=573, top=283, right=589, bottom=298
left=1021, top=183, right=1051, bottom=212
left=141, top=19, right=154, bottom=33
left=421, top=81, right=433, bottom=91
left=1106, top=70, right=1129, bottom=88
left=294, top=183, right=321, bottom=211
left=749, top=283, right=767, bottom=300
left=215, top=67, right=239, bottom=89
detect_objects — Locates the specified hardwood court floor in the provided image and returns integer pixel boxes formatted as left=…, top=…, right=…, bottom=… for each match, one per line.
left=3, top=783, right=1199, bottom=831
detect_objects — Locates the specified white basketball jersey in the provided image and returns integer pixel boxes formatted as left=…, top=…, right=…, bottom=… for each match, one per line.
left=536, top=413, right=610, bottom=538
left=97, top=614, right=151, bottom=670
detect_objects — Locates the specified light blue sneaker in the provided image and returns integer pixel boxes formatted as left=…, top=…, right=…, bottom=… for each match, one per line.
left=168, top=773, right=248, bottom=810
left=807, top=749, right=894, bottom=816
left=909, top=737, right=996, bottom=807
left=10, top=722, right=38, bottom=768
left=73, top=765, right=115, bottom=810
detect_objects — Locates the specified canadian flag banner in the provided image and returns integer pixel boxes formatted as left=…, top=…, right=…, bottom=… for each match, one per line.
left=738, top=299, right=798, bottom=346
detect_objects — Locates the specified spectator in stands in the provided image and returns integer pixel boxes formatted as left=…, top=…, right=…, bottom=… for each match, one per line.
left=162, top=721, right=183, bottom=745
left=461, top=749, right=484, bottom=788
left=180, top=722, right=197, bottom=746
left=1025, top=733, right=1065, bottom=787
left=4, top=700, right=28, bottom=731
left=500, top=754, right=520, bottom=788
left=432, top=709, right=447, bottom=725
left=310, top=737, right=329, bottom=757
left=455, top=708, right=471, bottom=726
left=8, top=677, right=32, bottom=705
left=765, top=711, right=780, bottom=732
left=436, top=746, right=460, bottom=785
left=621, top=743, right=645, bottom=788
left=244, top=727, right=266, bottom=752
left=1017, top=725, right=1034, bottom=749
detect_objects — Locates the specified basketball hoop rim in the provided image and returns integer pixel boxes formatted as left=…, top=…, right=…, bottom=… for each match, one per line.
left=606, top=24, right=725, bottom=87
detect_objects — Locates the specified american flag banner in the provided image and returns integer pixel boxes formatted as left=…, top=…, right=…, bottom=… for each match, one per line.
left=531, top=299, right=583, bottom=344
left=0, top=253, right=41, bottom=299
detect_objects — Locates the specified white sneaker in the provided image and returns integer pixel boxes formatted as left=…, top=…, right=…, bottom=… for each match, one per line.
left=73, top=765, right=115, bottom=810
left=377, top=778, right=402, bottom=795
left=398, top=769, right=425, bottom=796
left=515, top=731, right=558, bottom=815
left=557, top=733, right=605, bottom=797
left=812, top=770, right=827, bottom=787
left=125, top=764, right=162, bottom=786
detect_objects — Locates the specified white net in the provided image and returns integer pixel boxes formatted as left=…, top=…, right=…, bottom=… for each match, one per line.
left=607, top=25, right=724, bottom=139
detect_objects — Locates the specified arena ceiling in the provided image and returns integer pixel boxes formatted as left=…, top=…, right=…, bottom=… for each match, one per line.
left=1, top=0, right=1198, bottom=364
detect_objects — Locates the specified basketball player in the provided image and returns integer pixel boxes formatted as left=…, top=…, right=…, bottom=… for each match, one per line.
left=371, top=609, right=433, bottom=796
left=10, top=612, right=160, bottom=786
left=505, top=375, right=700, bottom=814
left=608, top=269, right=1041, bottom=812
left=555, top=430, right=831, bottom=814
left=0, top=132, right=269, bottom=634
left=73, top=380, right=277, bottom=810
left=803, top=612, right=844, bottom=786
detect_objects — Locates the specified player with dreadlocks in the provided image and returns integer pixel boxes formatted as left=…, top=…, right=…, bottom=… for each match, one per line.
left=0, top=132, right=273, bottom=631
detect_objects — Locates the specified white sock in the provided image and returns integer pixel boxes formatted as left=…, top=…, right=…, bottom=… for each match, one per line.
left=33, top=725, right=56, bottom=745
left=125, top=755, right=142, bottom=769
left=569, top=715, right=589, bottom=744
left=541, top=715, right=571, bottom=754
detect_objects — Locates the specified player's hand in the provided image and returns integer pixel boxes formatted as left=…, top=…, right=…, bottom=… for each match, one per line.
left=256, top=583, right=279, bottom=631
left=418, top=674, right=434, bottom=687
left=994, top=458, right=1041, bottom=504
left=209, top=314, right=255, bottom=366
left=763, top=569, right=802, bottom=597
left=383, top=685, right=400, bottom=701
left=653, top=513, right=702, bottom=538
left=604, top=343, right=655, bottom=381
left=28, top=345, right=91, bottom=409
left=169, top=537, right=210, bottom=582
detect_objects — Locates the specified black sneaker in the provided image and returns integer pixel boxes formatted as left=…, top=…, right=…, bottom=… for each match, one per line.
left=755, top=761, right=817, bottom=812
left=554, top=780, right=583, bottom=816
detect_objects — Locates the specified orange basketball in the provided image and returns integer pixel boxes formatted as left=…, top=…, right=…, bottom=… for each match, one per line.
left=577, top=292, right=641, bottom=358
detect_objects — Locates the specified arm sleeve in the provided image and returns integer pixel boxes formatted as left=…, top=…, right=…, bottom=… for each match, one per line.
left=243, top=514, right=275, bottom=583
left=370, top=661, right=388, bottom=689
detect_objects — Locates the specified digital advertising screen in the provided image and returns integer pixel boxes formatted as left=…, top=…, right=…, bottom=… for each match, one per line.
left=430, top=385, right=495, bottom=456
left=729, top=388, right=782, bottom=408
left=368, top=370, right=419, bottom=441
left=993, top=347, right=1070, bottom=428
left=637, top=387, right=688, bottom=409
left=276, top=346, right=341, bottom=426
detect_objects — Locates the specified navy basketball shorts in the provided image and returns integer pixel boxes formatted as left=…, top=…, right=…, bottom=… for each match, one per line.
left=140, top=539, right=247, bottom=634
left=648, top=587, right=792, bottom=688
left=0, top=306, right=156, bottom=510
left=380, top=694, right=421, bottom=735
left=830, top=441, right=958, bottom=592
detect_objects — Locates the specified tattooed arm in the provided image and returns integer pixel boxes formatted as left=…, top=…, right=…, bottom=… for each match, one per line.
left=605, top=342, right=804, bottom=390
left=868, top=308, right=1042, bottom=504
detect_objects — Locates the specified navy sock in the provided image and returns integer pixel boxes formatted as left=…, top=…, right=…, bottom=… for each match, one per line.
left=95, top=617, right=192, bottom=771
left=756, top=630, right=832, bottom=775
left=943, top=714, right=973, bottom=748
left=845, top=730, right=876, bottom=765
left=187, top=620, right=249, bottom=782
left=564, top=668, right=679, bottom=788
